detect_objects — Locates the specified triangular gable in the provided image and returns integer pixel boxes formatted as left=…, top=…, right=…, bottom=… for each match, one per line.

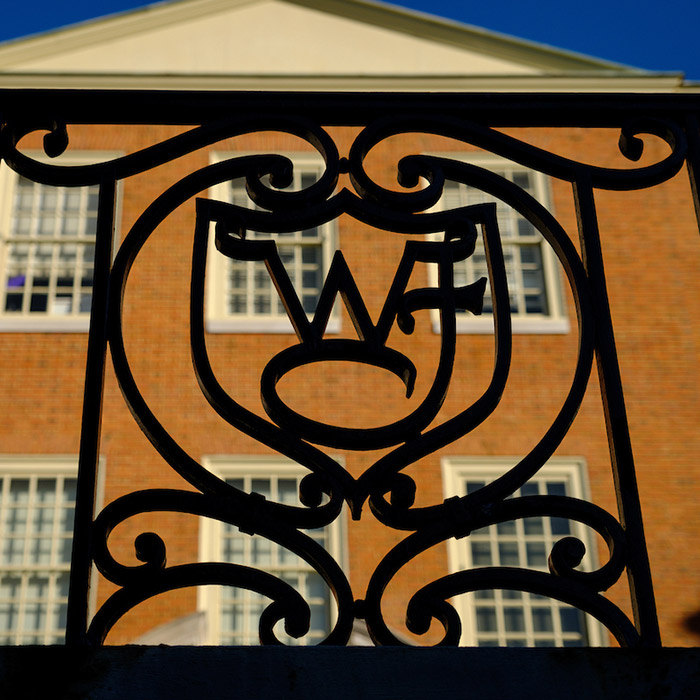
left=0, top=0, right=645, bottom=78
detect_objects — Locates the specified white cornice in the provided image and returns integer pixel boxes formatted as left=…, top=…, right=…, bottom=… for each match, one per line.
left=0, top=72, right=689, bottom=92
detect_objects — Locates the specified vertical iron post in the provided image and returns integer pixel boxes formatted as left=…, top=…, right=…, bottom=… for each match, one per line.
left=66, top=175, right=117, bottom=646
left=573, top=175, right=661, bottom=647
left=684, top=114, right=700, bottom=234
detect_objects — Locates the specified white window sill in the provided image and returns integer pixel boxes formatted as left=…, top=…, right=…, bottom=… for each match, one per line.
left=0, top=317, right=90, bottom=333
left=206, top=318, right=341, bottom=335
left=433, top=317, right=571, bottom=335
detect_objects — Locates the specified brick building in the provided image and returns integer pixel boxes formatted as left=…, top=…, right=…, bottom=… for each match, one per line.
left=0, top=0, right=698, bottom=648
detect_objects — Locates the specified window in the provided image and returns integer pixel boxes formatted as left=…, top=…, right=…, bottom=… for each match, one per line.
left=206, top=156, right=336, bottom=333
left=0, top=459, right=77, bottom=645
left=0, top=156, right=119, bottom=332
left=433, top=158, right=568, bottom=334
left=443, top=458, right=604, bottom=647
left=199, top=458, right=343, bottom=645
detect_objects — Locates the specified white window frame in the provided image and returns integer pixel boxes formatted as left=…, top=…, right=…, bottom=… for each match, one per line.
left=429, top=155, right=569, bottom=335
left=198, top=455, right=345, bottom=645
left=206, top=154, right=338, bottom=334
left=442, top=456, right=605, bottom=647
left=0, top=456, right=80, bottom=645
left=0, top=153, right=121, bottom=333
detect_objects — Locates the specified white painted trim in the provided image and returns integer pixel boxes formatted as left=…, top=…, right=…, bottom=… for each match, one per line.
left=433, top=317, right=570, bottom=335
left=0, top=74, right=689, bottom=91
left=0, top=454, right=80, bottom=474
left=206, top=318, right=341, bottom=334
left=0, top=318, right=91, bottom=333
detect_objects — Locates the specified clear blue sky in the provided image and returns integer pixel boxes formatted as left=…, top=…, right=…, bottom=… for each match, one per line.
left=2, top=0, right=699, bottom=80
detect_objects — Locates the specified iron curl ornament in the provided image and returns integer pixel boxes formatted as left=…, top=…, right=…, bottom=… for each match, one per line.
left=2, top=89, right=699, bottom=649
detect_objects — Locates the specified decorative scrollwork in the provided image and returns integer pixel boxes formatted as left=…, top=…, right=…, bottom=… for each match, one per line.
left=2, top=90, right=680, bottom=647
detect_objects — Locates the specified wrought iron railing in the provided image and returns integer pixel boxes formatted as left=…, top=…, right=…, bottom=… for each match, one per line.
left=1, top=90, right=698, bottom=648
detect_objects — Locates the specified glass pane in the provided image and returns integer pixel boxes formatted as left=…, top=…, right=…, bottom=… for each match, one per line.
left=496, top=520, right=516, bottom=535
left=0, top=604, right=19, bottom=631
left=546, top=482, right=567, bottom=497
left=301, top=247, right=321, bottom=264
left=532, top=607, right=553, bottom=632
left=28, top=538, right=52, bottom=565
left=30, top=294, right=48, bottom=312
left=250, top=537, right=271, bottom=566
left=475, top=607, right=497, bottom=632
left=523, top=517, right=543, bottom=535
left=278, top=479, right=298, bottom=505
left=520, top=483, right=540, bottom=497
left=471, top=542, right=492, bottom=566
left=32, top=508, right=54, bottom=534
left=26, top=575, right=49, bottom=600
left=309, top=603, right=327, bottom=633
left=498, top=543, right=519, bottom=566
left=251, top=480, right=271, bottom=499
left=4, top=507, right=28, bottom=534
left=58, top=538, right=72, bottom=564
left=22, top=603, right=46, bottom=631
left=51, top=603, right=67, bottom=633
left=503, top=608, right=525, bottom=632
left=5, top=294, right=23, bottom=312
left=550, top=517, right=571, bottom=535
left=1, top=539, right=24, bottom=565
left=64, top=190, right=81, bottom=212
left=526, top=543, right=547, bottom=568
left=59, top=507, right=75, bottom=533
left=56, top=572, right=70, bottom=599
left=62, top=479, right=77, bottom=503
left=560, top=607, right=584, bottom=633
left=36, top=480, right=56, bottom=503
left=9, top=480, right=29, bottom=503
left=302, top=294, right=317, bottom=314
left=0, top=576, right=21, bottom=600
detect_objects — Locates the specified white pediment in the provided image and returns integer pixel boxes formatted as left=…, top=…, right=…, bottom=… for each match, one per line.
left=0, top=0, right=631, bottom=78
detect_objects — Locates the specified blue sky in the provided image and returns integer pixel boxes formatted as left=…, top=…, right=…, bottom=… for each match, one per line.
left=2, top=0, right=699, bottom=80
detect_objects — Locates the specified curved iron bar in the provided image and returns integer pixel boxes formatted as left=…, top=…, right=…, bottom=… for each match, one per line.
left=89, top=488, right=354, bottom=645
left=406, top=568, right=639, bottom=648
left=362, top=495, right=633, bottom=647
left=0, top=114, right=342, bottom=188
left=348, top=115, right=687, bottom=203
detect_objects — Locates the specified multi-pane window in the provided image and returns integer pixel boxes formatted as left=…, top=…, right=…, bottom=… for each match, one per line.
left=207, top=158, right=335, bottom=332
left=1, top=175, right=98, bottom=319
left=199, top=461, right=341, bottom=645
left=434, top=161, right=567, bottom=333
left=444, top=460, right=603, bottom=647
left=0, top=467, right=76, bottom=645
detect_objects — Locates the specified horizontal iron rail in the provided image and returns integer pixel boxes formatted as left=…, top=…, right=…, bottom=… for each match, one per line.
left=1, top=90, right=700, bottom=126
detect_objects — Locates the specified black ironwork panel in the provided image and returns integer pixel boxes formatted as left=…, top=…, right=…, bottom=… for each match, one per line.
left=1, top=90, right=698, bottom=648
